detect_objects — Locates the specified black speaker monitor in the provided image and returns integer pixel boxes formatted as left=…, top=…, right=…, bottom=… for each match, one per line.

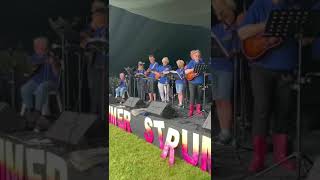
left=307, top=156, right=320, bottom=180
left=146, top=101, right=177, bottom=119
left=0, top=102, right=23, bottom=132
left=45, top=111, right=97, bottom=144
left=202, top=111, right=211, bottom=130
left=123, top=97, right=144, bottom=108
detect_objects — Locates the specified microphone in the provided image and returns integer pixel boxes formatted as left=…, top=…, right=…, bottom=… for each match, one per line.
left=51, top=44, right=62, bottom=49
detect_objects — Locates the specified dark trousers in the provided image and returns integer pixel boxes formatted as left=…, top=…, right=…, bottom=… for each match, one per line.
left=137, top=78, right=146, bottom=100
left=188, top=83, right=203, bottom=105
left=87, top=67, right=104, bottom=114
left=251, top=66, right=294, bottom=136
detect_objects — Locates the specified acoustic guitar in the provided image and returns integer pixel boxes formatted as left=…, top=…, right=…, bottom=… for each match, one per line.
left=186, top=72, right=198, bottom=81
left=28, top=64, right=43, bottom=78
left=242, top=34, right=282, bottom=61
left=186, top=72, right=211, bottom=81
left=151, top=71, right=170, bottom=80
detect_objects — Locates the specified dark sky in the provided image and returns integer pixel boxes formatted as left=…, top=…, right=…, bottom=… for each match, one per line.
left=0, top=0, right=92, bottom=50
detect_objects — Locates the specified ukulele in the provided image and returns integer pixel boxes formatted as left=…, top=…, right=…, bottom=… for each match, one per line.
left=185, top=72, right=198, bottom=81
left=150, top=70, right=170, bottom=80
left=242, top=34, right=282, bottom=61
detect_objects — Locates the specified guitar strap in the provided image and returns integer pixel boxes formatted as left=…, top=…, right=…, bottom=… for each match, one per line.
left=151, top=62, right=157, bottom=70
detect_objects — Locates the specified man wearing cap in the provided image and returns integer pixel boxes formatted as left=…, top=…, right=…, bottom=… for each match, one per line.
left=145, top=55, right=159, bottom=102
left=135, top=61, right=146, bottom=100
left=80, top=4, right=107, bottom=115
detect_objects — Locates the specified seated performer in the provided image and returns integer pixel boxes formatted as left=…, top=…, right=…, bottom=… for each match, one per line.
left=115, top=73, right=127, bottom=98
left=185, top=50, right=205, bottom=117
left=157, top=57, right=171, bottom=103
left=211, top=0, right=238, bottom=144
left=21, top=37, right=60, bottom=130
left=145, top=54, right=159, bottom=102
left=135, top=61, right=146, bottom=100
left=238, top=0, right=300, bottom=173
left=175, top=59, right=186, bottom=107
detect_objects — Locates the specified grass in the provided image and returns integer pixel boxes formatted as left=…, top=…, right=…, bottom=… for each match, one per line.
left=109, top=125, right=211, bottom=180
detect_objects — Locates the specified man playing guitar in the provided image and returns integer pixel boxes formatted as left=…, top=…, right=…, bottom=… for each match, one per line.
left=156, top=57, right=171, bottom=103
left=145, top=54, right=159, bottom=103
left=21, top=37, right=60, bottom=131
left=185, top=50, right=205, bottom=117
left=238, top=0, right=299, bottom=173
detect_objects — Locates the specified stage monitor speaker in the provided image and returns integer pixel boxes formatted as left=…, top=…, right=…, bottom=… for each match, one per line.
left=146, top=101, right=178, bottom=119
left=123, top=97, right=144, bottom=108
left=202, top=111, right=211, bottom=130
left=109, top=94, right=117, bottom=104
left=45, top=111, right=97, bottom=145
left=307, top=156, right=320, bottom=180
left=0, top=102, right=23, bottom=132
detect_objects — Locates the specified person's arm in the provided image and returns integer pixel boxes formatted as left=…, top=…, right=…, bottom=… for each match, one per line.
left=31, top=55, right=45, bottom=65
left=237, top=0, right=262, bottom=40
left=184, top=63, right=194, bottom=74
left=238, top=22, right=266, bottom=40
left=47, top=53, right=61, bottom=76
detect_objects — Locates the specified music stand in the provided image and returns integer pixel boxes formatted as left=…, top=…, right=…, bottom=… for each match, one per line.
left=167, top=71, right=182, bottom=106
left=194, top=64, right=209, bottom=118
left=254, top=9, right=319, bottom=179
left=124, top=67, right=135, bottom=97
left=49, top=18, right=80, bottom=110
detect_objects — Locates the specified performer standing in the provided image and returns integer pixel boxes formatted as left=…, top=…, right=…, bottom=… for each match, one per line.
left=185, top=50, right=205, bottom=117
left=157, top=57, right=171, bottom=103
left=211, top=0, right=238, bottom=145
left=175, top=59, right=186, bottom=107
left=135, top=61, right=146, bottom=100
left=238, top=0, right=299, bottom=173
left=145, top=54, right=159, bottom=103
left=81, top=7, right=107, bottom=114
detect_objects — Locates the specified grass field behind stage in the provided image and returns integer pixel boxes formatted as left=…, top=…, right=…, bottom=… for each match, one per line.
left=109, top=125, right=211, bottom=180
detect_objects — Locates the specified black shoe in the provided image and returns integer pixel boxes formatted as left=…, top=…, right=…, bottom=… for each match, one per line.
left=35, top=116, right=51, bottom=131
left=214, top=134, right=233, bottom=146
left=25, top=111, right=40, bottom=130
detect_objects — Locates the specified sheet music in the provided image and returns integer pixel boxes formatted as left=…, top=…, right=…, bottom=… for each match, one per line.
left=211, top=31, right=231, bottom=58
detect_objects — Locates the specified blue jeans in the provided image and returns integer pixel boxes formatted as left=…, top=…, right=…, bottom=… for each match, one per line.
left=21, top=80, right=56, bottom=111
left=115, top=86, right=127, bottom=97
left=212, top=70, right=233, bottom=101
left=175, top=83, right=185, bottom=94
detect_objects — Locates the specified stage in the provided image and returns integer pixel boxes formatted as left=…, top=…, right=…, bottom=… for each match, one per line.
left=109, top=101, right=320, bottom=180
left=109, top=102, right=211, bottom=173
left=0, top=130, right=107, bottom=180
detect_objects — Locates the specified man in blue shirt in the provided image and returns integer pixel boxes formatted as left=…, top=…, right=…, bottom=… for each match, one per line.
left=21, top=37, right=60, bottom=130
left=212, top=0, right=238, bottom=145
left=185, top=50, right=205, bottom=117
left=157, top=57, right=171, bottom=103
left=145, top=54, right=159, bottom=103
left=81, top=7, right=107, bottom=114
left=134, top=61, right=147, bottom=100
left=311, top=1, right=320, bottom=60
left=238, top=0, right=298, bottom=173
